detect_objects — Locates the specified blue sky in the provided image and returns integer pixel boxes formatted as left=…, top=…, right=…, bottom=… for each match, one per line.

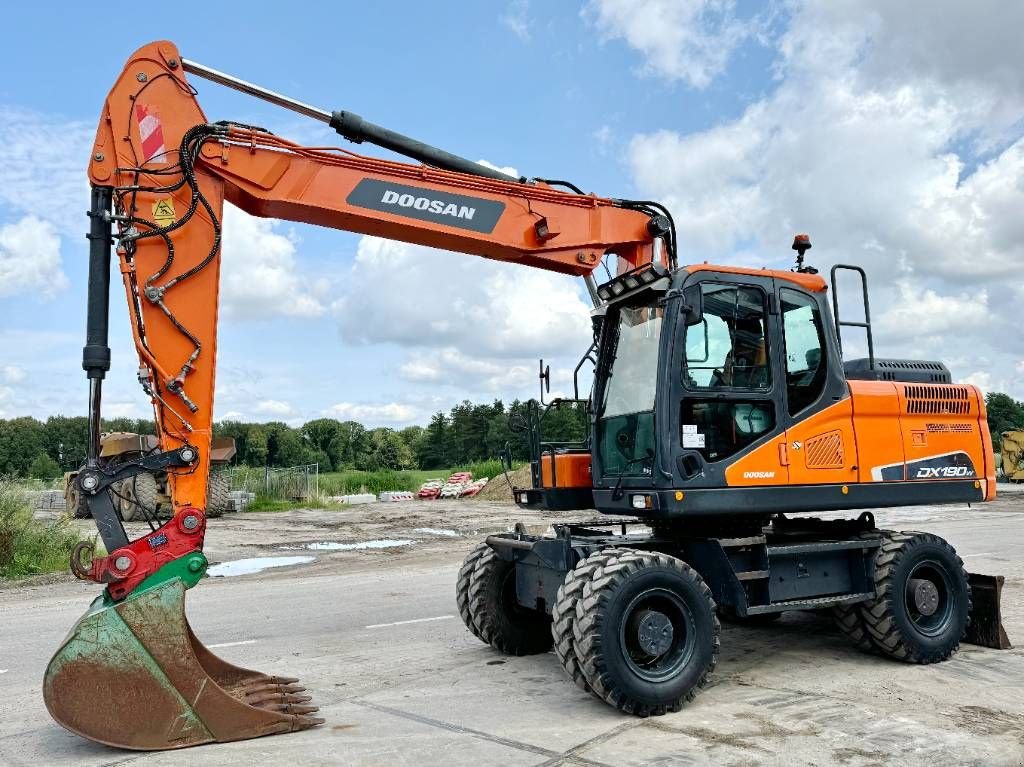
left=1, top=1, right=1022, bottom=426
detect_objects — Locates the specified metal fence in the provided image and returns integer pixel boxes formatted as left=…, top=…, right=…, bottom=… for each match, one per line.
left=261, top=464, right=320, bottom=500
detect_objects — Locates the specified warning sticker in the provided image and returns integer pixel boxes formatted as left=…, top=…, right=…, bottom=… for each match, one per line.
left=683, top=433, right=705, bottom=449
left=152, top=198, right=176, bottom=227
left=135, top=103, right=168, bottom=164
left=682, top=425, right=704, bottom=448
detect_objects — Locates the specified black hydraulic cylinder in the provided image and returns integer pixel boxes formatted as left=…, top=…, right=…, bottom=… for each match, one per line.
left=330, top=111, right=521, bottom=182
left=83, top=186, right=113, bottom=381
left=83, top=186, right=113, bottom=464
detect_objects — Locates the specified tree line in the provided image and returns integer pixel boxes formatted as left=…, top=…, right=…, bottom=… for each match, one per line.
left=5, top=391, right=1018, bottom=480
left=0, top=399, right=588, bottom=478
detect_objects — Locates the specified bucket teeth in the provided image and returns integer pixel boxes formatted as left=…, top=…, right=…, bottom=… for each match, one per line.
left=241, top=682, right=307, bottom=697
left=247, top=690, right=314, bottom=706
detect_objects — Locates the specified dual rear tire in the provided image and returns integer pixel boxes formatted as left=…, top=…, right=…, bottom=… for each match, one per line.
left=833, top=531, right=970, bottom=663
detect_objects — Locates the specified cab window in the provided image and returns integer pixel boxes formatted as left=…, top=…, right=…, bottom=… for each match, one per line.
left=685, top=284, right=770, bottom=390
left=781, top=288, right=827, bottom=414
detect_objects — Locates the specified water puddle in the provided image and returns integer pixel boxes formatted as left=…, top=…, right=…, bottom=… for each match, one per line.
left=414, top=528, right=460, bottom=537
left=283, top=539, right=415, bottom=552
left=207, top=556, right=315, bottom=578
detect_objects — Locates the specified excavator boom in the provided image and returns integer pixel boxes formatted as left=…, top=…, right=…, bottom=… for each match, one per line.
left=47, top=40, right=664, bottom=750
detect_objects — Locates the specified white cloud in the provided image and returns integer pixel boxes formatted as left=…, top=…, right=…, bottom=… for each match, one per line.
left=400, top=348, right=535, bottom=391
left=2, top=366, right=26, bottom=384
left=476, top=159, right=520, bottom=179
left=104, top=401, right=147, bottom=419
left=0, top=107, right=92, bottom=234
left=219, top=204, right=327, bottom=320
left=584, top=0, right=753, bottom=88
left=0, top=216, right=67, bottom=298
left=334, top=236, right=592, bottom=359
left=499, top=0, right=532, bottom=42
left=623, top=0, right=1024, bottom=396
left=324, top=401, right=420, bottom=425
left=254, top=399, right=295, bottom=417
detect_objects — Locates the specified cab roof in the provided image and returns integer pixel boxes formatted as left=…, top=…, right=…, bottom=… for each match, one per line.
left=684, top=263, right=828, bottom=293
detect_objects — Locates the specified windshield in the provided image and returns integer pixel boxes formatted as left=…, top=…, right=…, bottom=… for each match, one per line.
left=601, top=305, right=663, bottom=418
left=598, top=304, right=662, bottom=477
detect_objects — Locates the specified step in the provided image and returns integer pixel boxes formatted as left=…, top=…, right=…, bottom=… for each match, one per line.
left=735, top=570, right=770, bottom=582
left=745, top=592, right=874, bottom=615
left=717, top=535, right=766, bottom=548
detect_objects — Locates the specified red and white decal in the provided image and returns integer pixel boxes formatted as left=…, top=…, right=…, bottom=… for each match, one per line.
left=134, top=103, right=167, bottom=164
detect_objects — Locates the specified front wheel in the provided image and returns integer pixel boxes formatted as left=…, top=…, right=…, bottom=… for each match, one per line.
left=860, top=532, right=970, bottom=663
left=573, top=550, right=720, bottom=716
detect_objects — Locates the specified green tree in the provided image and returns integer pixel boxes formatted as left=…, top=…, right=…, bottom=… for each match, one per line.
left=28, top=453, right=61, bottom=480
left=985, top=392, right=1024, bottom=444
left=246, top=426, right=269, bottom=466
left=417, top=412, right=451, bottom=469
left=43, top=415, right=89, bottom=470
left=0, top=417, right=47, bottom=476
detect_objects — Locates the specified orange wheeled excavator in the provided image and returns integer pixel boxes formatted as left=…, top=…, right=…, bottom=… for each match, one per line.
left=51, top=40, right=1009, bottom=750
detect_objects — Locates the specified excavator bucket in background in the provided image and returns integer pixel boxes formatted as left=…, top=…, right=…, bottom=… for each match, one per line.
left=43, top=553, right=322, bottom=750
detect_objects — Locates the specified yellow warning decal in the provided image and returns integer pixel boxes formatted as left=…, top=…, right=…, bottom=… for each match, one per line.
left=152, top=198, right=176, bottom=227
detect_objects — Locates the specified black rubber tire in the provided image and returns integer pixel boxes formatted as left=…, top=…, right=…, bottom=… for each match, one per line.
left=206, top=472, right=230, bottom=518
left=64, top=479, right=89, bottom=519
left=552, top=552, right=618, bottom=692
left=573, top=550, right=720, bottom=716
left=459, top=543, right=553, bottom=655
left=457, top=543, right=490, bottom=640
left=832, top=603, right=875, bottom=652
left=860, top=532, right=970, bottom=663
left=119, top=473, right=160, bottom=522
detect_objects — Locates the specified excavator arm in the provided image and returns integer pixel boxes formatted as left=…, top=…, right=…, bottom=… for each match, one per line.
left=46, top=40, right=665, bottom=750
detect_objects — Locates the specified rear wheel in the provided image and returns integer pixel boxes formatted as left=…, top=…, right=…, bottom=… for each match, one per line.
left=64, top=477, right=89, bottom=519
left=832, top=603, right=875, bottom=652
left=459, top=543, right=552, bottom=655
left=573, top=550, right=719, bottom=716
left=860, top=532, right=970, bottom=663
left=206, top=472, right=231, bottom=518
left=119, top=473, right=160, bottom=522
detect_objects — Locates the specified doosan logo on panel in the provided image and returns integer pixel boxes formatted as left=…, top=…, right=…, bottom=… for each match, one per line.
left=380, top=190, right=476, bottom=220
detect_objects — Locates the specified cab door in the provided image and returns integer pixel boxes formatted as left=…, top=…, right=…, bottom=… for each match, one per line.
left=778, top=287, right=859, bottom=485
left=672, top=273, right=789, bottom=487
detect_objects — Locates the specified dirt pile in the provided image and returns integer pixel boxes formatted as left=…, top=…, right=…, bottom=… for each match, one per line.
left=472, top=465, right=530, bottom=502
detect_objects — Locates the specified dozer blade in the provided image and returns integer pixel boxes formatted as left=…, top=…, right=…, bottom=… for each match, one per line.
left=44, top=566, right=323, bottom=750
left=965, top=573, right=1012, bottom=650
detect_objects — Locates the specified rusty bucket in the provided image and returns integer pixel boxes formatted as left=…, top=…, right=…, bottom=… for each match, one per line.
left=43, top=552, right=322, bottom=750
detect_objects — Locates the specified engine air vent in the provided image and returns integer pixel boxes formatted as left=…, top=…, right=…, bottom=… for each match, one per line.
left=844, top=358, right=951, bottom=384
left=904, top=385, right=971, bottom=415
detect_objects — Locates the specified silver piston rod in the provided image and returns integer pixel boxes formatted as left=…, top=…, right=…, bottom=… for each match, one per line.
left=180, top=58, right=520, bottom=182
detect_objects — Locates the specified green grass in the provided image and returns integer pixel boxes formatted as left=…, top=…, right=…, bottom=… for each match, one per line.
left=246, top=496, right=328, bottom=513
left=0, top=480, right=82, bottom=579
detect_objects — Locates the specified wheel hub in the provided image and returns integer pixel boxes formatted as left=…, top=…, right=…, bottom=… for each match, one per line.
left=635, top=609, right=674, bottom=657
left=909, top=578, right=940, bottom=616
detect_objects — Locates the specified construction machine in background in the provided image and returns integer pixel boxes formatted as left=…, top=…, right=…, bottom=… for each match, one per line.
left=64, top=433, right=235, bottom=520
left=47, top=40, right=1009, bottom=751
left=1000, top=431, right=1024, bottom=482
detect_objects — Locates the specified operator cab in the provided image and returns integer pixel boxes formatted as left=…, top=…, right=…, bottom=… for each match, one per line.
left=586, top=246, right=847, bottom=508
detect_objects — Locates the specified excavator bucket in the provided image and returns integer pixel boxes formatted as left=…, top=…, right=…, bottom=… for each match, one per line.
left=43, top=556, right=322, bottom=750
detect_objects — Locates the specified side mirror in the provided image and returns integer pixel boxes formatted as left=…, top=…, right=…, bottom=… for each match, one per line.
left=682, top=284, right=703, bottom=326
left=539, top=359, right=550, bottom=394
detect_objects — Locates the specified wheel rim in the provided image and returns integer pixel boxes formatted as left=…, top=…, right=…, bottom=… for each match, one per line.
left=618, top=587, right=696, bottom=682
left=904, top=559, right=955, bottom=637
